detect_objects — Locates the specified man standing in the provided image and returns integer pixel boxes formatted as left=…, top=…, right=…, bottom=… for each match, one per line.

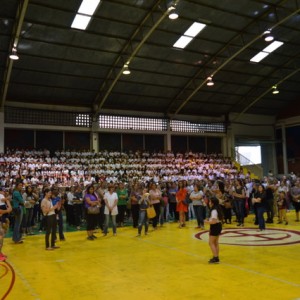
left=12, top=182, right=25, bottom=244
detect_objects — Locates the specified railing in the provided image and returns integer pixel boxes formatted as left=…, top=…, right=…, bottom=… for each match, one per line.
left=233, top=148, right=263, bottom=179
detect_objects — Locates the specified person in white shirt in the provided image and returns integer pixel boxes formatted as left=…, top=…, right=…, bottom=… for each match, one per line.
left=103, top=184, right=118, bottom=236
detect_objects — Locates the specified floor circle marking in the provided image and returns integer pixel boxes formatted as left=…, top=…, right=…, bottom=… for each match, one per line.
left=195, top=228, right=300, bottom=246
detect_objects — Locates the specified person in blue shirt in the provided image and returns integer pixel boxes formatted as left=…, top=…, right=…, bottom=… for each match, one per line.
left=12, top=182, right=25, bottom=244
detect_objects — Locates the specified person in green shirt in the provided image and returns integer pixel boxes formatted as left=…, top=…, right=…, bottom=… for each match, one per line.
left=12, top=182, right=25, bottom=243
left=116, top=182, right=128, bottom=227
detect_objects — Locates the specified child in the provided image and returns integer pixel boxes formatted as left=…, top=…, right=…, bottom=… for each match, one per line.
left=204, top=196, right=223, bottom=264
left=137, top=189, right=150, bottom=236
left=277, top=191, right=288, bottom=225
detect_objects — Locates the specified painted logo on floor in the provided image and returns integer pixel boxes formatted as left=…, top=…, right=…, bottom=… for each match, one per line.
left=195, top=228, right=300, bottom=246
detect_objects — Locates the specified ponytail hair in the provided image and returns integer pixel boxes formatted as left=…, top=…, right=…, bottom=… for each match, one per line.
left=209, top=196, right=224, bottom=221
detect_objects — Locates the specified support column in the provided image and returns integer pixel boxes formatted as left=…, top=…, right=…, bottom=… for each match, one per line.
left=282, top=124, right=288, bottom=175
left=91, top=120, right=99, bottom=153
left=0, top=111, right=4, bottom=153
left=166, top=120, right=171, bottom=152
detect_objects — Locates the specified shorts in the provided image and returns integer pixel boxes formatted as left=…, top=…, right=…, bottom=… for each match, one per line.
left=209, top=222, right=222, bottom=236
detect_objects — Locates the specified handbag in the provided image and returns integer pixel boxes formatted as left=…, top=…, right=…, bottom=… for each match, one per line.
left=87, top=206, right=100, bottom=214
left=146, top=205, right=156, bottom=219
left=183, top=194, right=192, bottom=205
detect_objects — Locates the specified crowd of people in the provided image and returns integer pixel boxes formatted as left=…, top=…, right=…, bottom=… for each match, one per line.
left=0, top=148, right=300, bottom=263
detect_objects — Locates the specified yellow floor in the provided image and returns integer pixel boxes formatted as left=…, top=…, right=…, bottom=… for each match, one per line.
left=1, top=215, right=300, bottom=300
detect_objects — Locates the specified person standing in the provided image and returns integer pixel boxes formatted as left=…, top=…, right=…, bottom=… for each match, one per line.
left=51, top=186, right=65, bottom=241
left=103, top=184, right=118, bottom=236
left=84, top=185, right=101, bottom=240
left=232, top=180, right=246, bottom=227
left=204, top=196, right=223, bottom=264
left=290, top=179, right=300, bottom=222
left=0, top=196, right=12, bottom=261
left=116, top=182, right=128, bottom=227
left=176, top=181, right=188, bottom=228
left=12, top=182, right=25, bottom=244
left=41, top=188, right=60, bottom=250
left=149, top=182, right=162, bottom=229
left=252, top=184, right=267, bottom=231
left=190, top=184, right=205, bottom=229
left=137, top=188, right=150, bottom=236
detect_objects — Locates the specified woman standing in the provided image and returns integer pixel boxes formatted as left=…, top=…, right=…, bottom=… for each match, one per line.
left=149, top=182, right=162, bottom=229
left=84, top=185, right=101, bottom=240
left=252, top=184, right=267, bottom=231
left=41, top=188, right=60, bottom=250
left=176, top=181, right=188, bottom=228
left=103, top=184, right=118, bottom=236
left=205, top=196, right=223, bottom=264
left=232, top=180, right=246, bottom=227
left=129, top=183, right=140, bottom=228
left=137, top=188, right=150, bottom=236
left=22, top=185, right=36, bottom=235
left=0, top=194, right=12, bottom=261
left=190, top=184, right=205, bottom=229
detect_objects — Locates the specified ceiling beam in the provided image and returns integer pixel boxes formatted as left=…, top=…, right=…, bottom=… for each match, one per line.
left=0, top=0, right=29, bottom=110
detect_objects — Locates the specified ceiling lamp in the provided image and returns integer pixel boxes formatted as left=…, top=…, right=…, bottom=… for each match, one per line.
left=272, top=85, right=279, bottom=94
left=9, top=47, right=19, bottom=60
left=206, top=76, right=214, bottom=86
left=263, top=30, right=274, bottom=42
left=168, top=5, right=179, bottom=19
left=123, top=64, right=131, bottom=75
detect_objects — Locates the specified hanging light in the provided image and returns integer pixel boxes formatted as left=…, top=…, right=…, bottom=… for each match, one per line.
left=168, top=5, right=179, bottom=19
left=123, top=64, right=131, bottom=75
left=272, top=85, right=279, bottom=94
left=206, top=76, right=214, bottom=86
left=9, top=47, right=19, bottom=60
left=263, top=30, right=274, bottom=42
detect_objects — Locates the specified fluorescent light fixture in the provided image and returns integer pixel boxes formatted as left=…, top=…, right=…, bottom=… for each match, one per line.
left=168, top=6, right=179, bottom=20
left=272, top=85, right=279, bottom=94
left=71, top=14, right=91, bottom=30
left=123, top=64, right=131, bottom=75
left=78, top=0, right=101, bottom=15
left=184, top=22, right=206, bottom=37
left=263, top=30, right=274, bottom=42
left=263, top=41, right=284, bottom=53
left=9, top=47, right=19, bottom=60
left=173, top=36, right=193, bottom=49
left=250, top=51, right=269, bottom=63
left=250, top=40, right=284, bottom=63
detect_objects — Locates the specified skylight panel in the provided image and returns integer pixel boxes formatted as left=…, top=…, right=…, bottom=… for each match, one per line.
left=78, top=0, right=101, bottom=15
left=263, top=41, right=284, bottom=53
left=250, top=51, right=269, bottom=63
left=71, top=14, right=91, bottom=30
left=173, top=36, right=193, bottom=49
left=71, top=0, right=101, bottom=30
left=184, top=22, right=206, bottom=37
left=250, top=40, right=284, bottom=63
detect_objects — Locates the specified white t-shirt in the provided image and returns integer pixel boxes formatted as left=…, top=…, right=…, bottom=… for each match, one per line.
left=0, top=193, right=5, bottom=205
left=104, top=192, right=118, bottom=215
left=210, top=209, right=220, bottom=222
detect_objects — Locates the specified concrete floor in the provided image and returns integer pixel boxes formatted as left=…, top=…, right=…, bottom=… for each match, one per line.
left=1, top=214, right=300, bottom=300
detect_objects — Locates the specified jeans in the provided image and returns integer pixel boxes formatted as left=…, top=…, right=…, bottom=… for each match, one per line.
left=45, top=214, right=57, bottom=248
left=257, top=206, right=266, bottom=230
left=138, top=210, right=148, bottom=234
left=234, top=200, right=245, bottom=224
left=12, top=207, right=23, bottom=242
left=193, top=205, right=204, bottom=227
left=104, top=214, right=117, bottom=234
left=57, top=210, right=65, bottom=240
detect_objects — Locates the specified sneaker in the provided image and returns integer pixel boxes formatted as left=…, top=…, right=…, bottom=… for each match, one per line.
left=113, top=233, right=117, bottom=236
left=0, top=253, right=7, bottom=259
left=208, top=257, right=220, bottom=264
left=52, top=246, right=60, bottom=249
left=87, top=236, right=94, bottom=240
left=92, top=235, right=97, bottom=239
left=14, top=240, right=24, bottom=244
left=46, top=247, right=54, bottom=251
left=136, top=234, right=141, bottom=237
